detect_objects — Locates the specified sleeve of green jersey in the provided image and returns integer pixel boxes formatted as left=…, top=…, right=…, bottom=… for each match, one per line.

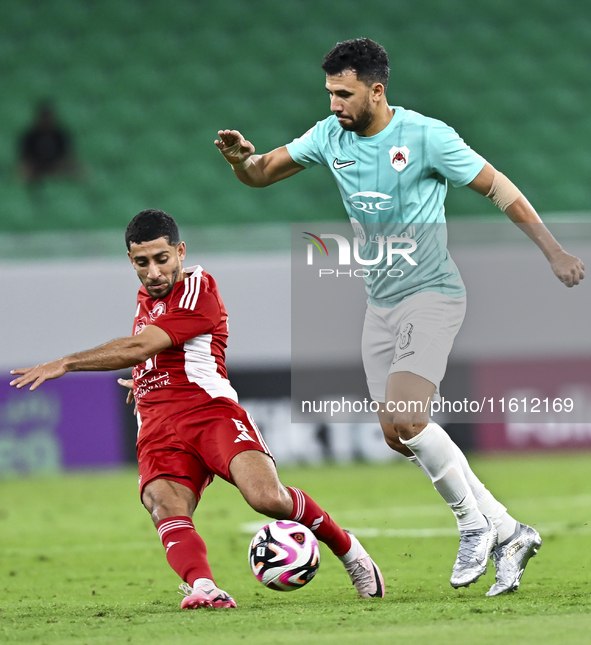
left=427, top=121, right=486, bottom=187
left=285, top=121, right=328, bottom=168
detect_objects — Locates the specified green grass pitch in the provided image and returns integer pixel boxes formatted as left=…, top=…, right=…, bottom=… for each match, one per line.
left=1, top=454, right=590, bottom=645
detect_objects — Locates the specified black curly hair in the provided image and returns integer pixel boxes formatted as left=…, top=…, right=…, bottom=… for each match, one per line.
left=322, top=38, right=390, bottom=89
left=125, top=209, right=180, bottom=250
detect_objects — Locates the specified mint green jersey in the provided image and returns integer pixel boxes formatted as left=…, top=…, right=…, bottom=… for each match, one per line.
left=286, top=107, right=485, bottom=306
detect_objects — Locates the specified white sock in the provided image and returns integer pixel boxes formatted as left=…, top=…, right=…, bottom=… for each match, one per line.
left=401, top=423, right=487, bottom=532
left=193, top=577, right=214, bottom=589
left=450, top=443, right=517, bottom=542
left=338, top=534, right=362, bottom=563
left=407, top=435, right=517, bottom=541
left=407, top=455, right=422, bottom=468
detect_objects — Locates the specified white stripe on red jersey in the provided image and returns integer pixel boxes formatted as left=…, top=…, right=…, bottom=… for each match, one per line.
left=188, top=270, right=202, bottom=310
left=246, top=411, right=271, bottom=455
left=132, top=265, right=238, bottom=407
left=179, top=267, right=203, bottom=310
left=184, top=333, right=238, bottom=401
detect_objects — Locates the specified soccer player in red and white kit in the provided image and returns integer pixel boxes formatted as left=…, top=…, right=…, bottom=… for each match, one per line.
left=10, top=209, right=384, bottom=608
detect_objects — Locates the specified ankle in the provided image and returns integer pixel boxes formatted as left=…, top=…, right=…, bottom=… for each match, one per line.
left=338, top=534, right=362, bottom=563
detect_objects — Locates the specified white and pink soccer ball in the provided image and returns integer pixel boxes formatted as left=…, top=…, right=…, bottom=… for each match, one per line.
left=248, top=520, right=320, bottom=591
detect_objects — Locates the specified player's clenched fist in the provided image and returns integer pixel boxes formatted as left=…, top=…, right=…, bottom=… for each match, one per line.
left=215, top=130, right=255, bottom=170
left=549, top=251, right=585, bottom=287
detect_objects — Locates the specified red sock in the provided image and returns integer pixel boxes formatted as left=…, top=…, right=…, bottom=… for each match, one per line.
left=286, top=487, right=351, bottom=556
left=157, top=516, right=213, bottom=586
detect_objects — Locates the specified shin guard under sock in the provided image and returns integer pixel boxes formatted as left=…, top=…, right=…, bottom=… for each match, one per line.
left=401, top=423, right=487, bottom=531
left=286, top=487, right=351, bottom=556
left=157, top=516, right=213, bottom=586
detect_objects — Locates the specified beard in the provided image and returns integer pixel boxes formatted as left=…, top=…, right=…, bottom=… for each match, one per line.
left=143, top=263, right=181, bottom=299
left=337, top=98, right=374, bottom=133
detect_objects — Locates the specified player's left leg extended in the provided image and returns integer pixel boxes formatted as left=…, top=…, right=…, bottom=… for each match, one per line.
left=381, top=413, right=520, bottom=542
left=229, top=450, right=385, bottom=598
left=382, top=371, right=497, bottom=588
left=378, top=392, right=540, bottom=594
left=364, top=294, right=521, bottom=591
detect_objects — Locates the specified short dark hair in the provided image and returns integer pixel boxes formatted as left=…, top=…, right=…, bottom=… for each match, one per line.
left=322, top=38, right=390, bottom=89
left=125, top=209, right=180, bottom=250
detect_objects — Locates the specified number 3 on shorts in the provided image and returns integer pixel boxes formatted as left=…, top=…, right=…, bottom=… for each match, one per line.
left=398, top=323, right=413, bottom=350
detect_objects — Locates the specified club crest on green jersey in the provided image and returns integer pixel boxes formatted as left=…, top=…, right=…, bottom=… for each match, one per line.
left=389, top=145, right=410, bottom=172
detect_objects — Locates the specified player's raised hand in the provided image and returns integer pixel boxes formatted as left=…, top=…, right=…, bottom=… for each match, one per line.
left=10, top=359, right=66, bottom=391
left=549, top=250, right=585, bottom=287
left=215, top=130, right=255, bottom=165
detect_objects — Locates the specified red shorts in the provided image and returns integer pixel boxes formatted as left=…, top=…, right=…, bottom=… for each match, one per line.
left=136, top=397, right=272, bottom=501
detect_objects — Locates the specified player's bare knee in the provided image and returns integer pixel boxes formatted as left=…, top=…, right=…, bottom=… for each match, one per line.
left=379, top=420, right=413, bottom=455
left=383, top=432, right=406, bottom=453
left=393, top=421, right=426, bottom=441
left=141, top=479, right=196, bottom=524
left=148, top=498, right=188, bottom=523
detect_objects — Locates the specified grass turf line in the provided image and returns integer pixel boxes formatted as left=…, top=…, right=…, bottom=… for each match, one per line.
left=0, top=454, right=590, bottom=644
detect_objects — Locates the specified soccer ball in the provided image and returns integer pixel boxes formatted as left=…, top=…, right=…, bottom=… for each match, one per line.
left=248, top=520, right=320, bottom=591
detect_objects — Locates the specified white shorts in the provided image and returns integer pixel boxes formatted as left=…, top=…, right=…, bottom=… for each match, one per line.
left=362, top=291, right=466, bottom=402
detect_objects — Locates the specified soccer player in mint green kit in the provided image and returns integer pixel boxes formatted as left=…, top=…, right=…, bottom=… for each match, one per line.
left=215, top=38, right=584, bottom=595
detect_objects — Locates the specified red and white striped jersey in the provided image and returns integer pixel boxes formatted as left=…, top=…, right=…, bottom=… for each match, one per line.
left=132, top=265, right=238, bottom=416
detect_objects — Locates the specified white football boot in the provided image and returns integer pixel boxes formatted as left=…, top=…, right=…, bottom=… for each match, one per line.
left=450, top=517, right=497, bottom=588
left=340, top=533, right=385, bottom=598
left=486, top=523, right=542, bottom=596
left=178, top=580, right=237, bottom=609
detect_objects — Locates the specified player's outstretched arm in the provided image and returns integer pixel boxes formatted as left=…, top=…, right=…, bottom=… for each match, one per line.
left=468, top=162, right=585, bottom=287
left=10, top=325, right=172, bottom=391
left=215, top=129, right=304, bottom=187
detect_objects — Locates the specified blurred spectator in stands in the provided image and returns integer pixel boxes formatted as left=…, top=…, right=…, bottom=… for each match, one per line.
left=18, top=102, right=80, bottom=183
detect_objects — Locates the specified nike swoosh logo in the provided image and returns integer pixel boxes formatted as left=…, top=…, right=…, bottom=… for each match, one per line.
left=393, top=351, right=415, bottom=364
left=333, top=158, right=356, bottom=169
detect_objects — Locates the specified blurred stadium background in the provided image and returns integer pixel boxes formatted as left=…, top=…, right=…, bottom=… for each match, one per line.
left=1, top=0, right=591, bottom=477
